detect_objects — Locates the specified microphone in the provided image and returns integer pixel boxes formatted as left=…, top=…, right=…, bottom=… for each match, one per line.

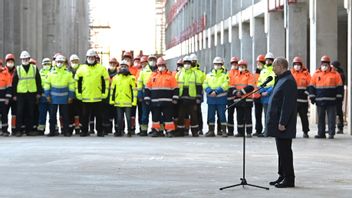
left=259, top=76, right=274, bottom=87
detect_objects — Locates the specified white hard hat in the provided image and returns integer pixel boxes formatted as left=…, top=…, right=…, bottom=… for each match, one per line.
left=69, top=54, right=80, bottom=62
left=42, top=58, right=51, bottom=65
left=213, top=56, right=224, bottom=64
left=20, top=51, right=31, bottom=59
left=265, top=52, right=274, bottom=59
left=190, top=53, right=198, bottom=61
left=183, top=56, right=192, bottom=63
left=55, top=55, right=66, bottom=62
left=120, top=60, right=128, bottom=66
left=86, top=49, right=97, bottom=57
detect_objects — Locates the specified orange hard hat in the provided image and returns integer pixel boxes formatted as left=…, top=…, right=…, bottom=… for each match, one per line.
left=156, top=57, right=166, bottom=66
left=321, top=55, right=330, bottom=63
left=109, top=57, right=118, bottom=63
left=256, top=54, right=265, bottom=62
left=5, top=53, right=15, bottom=62
left=230, top=56, right=239, bottom=63
left=123, top=51, right=132, bottom=59
left=140, top=55, right=148, bottom=63
left=238, top=59, right=248, bottom=66
left=292, top=56, right=303, bottom=64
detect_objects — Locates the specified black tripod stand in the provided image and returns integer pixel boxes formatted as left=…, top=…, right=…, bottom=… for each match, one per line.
left=219, top=88, right=269, bottom=191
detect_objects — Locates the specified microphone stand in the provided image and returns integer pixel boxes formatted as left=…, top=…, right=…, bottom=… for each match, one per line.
left=220, top=87, right=269, bottom=191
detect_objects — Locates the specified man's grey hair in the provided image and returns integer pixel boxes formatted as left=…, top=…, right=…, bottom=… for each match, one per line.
left=273, top=57, right=288, bottom=69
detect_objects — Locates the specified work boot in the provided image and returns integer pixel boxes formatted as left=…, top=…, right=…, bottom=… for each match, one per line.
left=337, top=128, right=343, bottom=134
left=314, top=134, right=326, bottom=139
left=221, top=126, right=227, bottom=137
left=174, top=128, right=184, bottom=137
left=275, top=177, right=295, bottom=188
left=127, top=131, right=132, bottom=137
left=37, top=130, right=45, bottom=136
left=328, top=135, right=334, bottom=139
left=15, top=132, right=23, bottom=137
left=166, top=131, right=175, bottom=138
left=47, top=132, right=56, bottom=137
left=138, top=130, right=148, bottom=137
left=151, top=130, right=161, bottom=137
left=114, top=131, right=122, bottom=137
left=191, top=129, right=199, bottom=137
left=257, top=133, right=265, bottom=137
left=64, top=132, right=72, bottom=137
left=234, top=133, right=244, bottom=137
left=2, top=131, right=10, bottom=137
left=227, top=126, right=234, bottom=136
left=246, top=133, right=252, bottom=138
left=205, top=125, right=215, bottom=137
left=217, top=126, right=222, bottom=136
left=80, top=132, right=90, bottom=137
left=303, top=132, right=309, bottom=138
left=198, top=130, right=203, bottom=135
left=253, top=132, right=261, bottom=136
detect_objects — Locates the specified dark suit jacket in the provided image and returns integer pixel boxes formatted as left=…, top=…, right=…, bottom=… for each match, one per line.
left=266, top=70, right=297, bottom=139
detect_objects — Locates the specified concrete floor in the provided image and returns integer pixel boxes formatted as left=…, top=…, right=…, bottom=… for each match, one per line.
left=0, top=133, right=351, bottom=198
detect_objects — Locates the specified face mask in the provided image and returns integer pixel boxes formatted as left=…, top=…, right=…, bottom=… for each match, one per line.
left=56, top=63, right=64, bottom=68
left=120, top=68, right=129, bottom=75
left=134, top=62, right=140, bottom=67
left=158, top=66, right=166, bottom=72
left=214, top=65, right=222, bottom=70
left=149, top=61, right=156, bottom=67
left=184, top=64, right=191, bottom=70
left=71, top=63, right=79, bottom=69
left=109, top=66, right=116, bottom=71
left=257, top=63, right=263, bottom=69
left=231, top=65, right=238, bottom=70
left=87, top=58, right=95, bottom=64
left=43, top=65, right=51, bottom=70
left=238, top=67, right=245, bottom=72
left=321, top=65, right=328, bottom=71
left=294, top=65, right=301, bottom=71
left=22, top=60, right=29, bottom=65
left=6, top=62, right=14, bottom=68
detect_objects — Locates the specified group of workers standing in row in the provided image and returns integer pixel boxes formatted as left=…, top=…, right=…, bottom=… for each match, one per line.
left=0, top=49, right=345, bottom=139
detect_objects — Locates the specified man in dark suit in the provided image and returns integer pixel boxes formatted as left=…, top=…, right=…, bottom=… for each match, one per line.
left=266, top=57, right=297, bottom=188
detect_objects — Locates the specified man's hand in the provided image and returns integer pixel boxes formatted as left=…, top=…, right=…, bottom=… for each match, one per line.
left=47, top=97, right=51, bottom=103
left=210, top=91, right=217, bottom=97
left=261, top=92, right=268, bottom=97
left=68, top=98, right=73, bottom=104
left=278, top=124, right=286, bottom=131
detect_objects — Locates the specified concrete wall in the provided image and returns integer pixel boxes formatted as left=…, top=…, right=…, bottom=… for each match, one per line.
left=0, top=0, right=89, bottom=64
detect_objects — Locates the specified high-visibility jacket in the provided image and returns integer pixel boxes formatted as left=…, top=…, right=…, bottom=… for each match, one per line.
left=257, top=64, right=275, bottom=104
left=137, top=65, right=154, bottom=99
left=290, top=68, right=311, bottom=103
left=176, top=68, right=202, bottom=100
left=233, top=70, right=255, bottom=106
left=308, top=67, right=343, bottom=106
left=74, top=63, right=109, bottom=103
left=253, top=68, right=262, bottom=99
left=227, top=69, right=239, bottom=101
left=109, top=73, right=137, bottom=107
left=129, top=66, right=140, bottom=78
left=0, top=67, right=12, bottom=101
left=44, top=66, right=75, bottom=104
left=145, top=70, right=178, bottom=106
left=39, top=68, right=51, bottom=90
left=16, top=64, right=38, bottom=93
left=203, top=69, right=229, bottom=105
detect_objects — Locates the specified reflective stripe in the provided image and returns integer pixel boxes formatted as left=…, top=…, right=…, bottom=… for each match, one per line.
left=316, top=97, right=336, bottom=101
left=51, top=92, right=69, bottom=96
left=336, top=94, right=342, bottom=98
left=309, top=94, right=316, bottom=98
left=177, top=125, right=185, bottom=129
left=237, top=124, right=244, bottom=128
left=149, top=87, right=175, bottom=91
left=0, top=98, right=9, bottom=102
left=151, top=98, right=173, bottom=102
left=246, top=124, right=253, bottom=127
left=315, top=86, right=337, bottom=89
left=297, top=99, right=308, bottom=103
left=190, top=125, right=199, bottom=128
left=227, top=123, right=234, bottom=127
left=144, top=97, right=151, bottom=100
left=297, top=87, right=307, bottom=90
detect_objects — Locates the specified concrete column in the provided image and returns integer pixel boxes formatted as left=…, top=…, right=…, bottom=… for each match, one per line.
left=231, top=26, right=241, bottom=58
left=347, top=5, right=352, bottom=135
left=309, top=0, right=337, bottom=72
left=267, top=11, right=285, bottom=57
left=286, top=2, right=308, bottom=67
left=241, top=22, right=253, bottom=71
left=253, top=17, right=267, bottom=68
left=0, top=0, right=4, bottom=56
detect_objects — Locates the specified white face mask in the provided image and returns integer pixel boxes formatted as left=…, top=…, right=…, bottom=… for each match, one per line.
left=56, top=63, right=64, bottom=68
left=158, top=66, right=166, bottom=72
left=134, top=62, right=139, bottom=67
left=294, top=65, right=301, bottom=71
left=109, top=66, right=116, bottom=71
left=214, top=65, right=222, bottom=70
left=184, top=64, right=191, bottom=70
left=231, top=64, right=238, bottom=70
left=71, top=63, right=79, bottom=69
left=6, top=62, right=14, bottom=68
left=43, top=65, right=51, bottom=70
left=22, top=60, right=29, bottom=65
left=149, top=61, right=156, bottom=67
left=87, top=58, right=95, bottom=64
left=321, top=65, right=329, bottom=71
left=238, top=67, right=245, bottom=72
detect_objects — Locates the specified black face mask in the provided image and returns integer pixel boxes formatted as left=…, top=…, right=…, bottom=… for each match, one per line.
left=120, top=68, right=129, bottom=75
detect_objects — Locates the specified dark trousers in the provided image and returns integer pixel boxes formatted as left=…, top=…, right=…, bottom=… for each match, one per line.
left=197, top=103, right=203, bottom=131
left=177, top=101, right=199, bottom=133
left=116, top=107, right=131, bottom=132
left=297, top=103, right=309, bottom=133
left=16, top=93, right=36, bottom=133
left=263, top=104, right=269, bottom=136
left=102, top=102, right=116, bottom=133
left=5, top=99, right=16, bottom=133
left=317, top=105, right=336, bottom=136
left=0, top=102, right=8, bottom=132
left=236, top=106, right=252, bottom=135
left=336, top=102, right=344, bottom=130
left=68, top=99, right=82, bottom=133
left=49, top=104, right=69, bottom=134
left=227, top=101, right=235, bottom=133
left=254, top=99, right=263, bottom=134
left=152, top=104, right=174, bottom=132
left=275, top=138, right=295, bottom=180
left=137, top=101, right=143, bottom=129
left=130, top=106, right=137, bottom=131
left=81, top=102, right=103, bottom=135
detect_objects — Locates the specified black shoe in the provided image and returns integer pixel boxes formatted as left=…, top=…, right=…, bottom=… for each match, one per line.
left=257, top=133, right=265, bottom=137
left=314, top=135, right=326, bottom=139
left=303, top=133, right=309, bottom=138
left=252, top=132, right=261, bottom=136
left=269, top=176, right=284, bottom=186
left=191, top=131, right=199, bottom=137
left=64, top=132, right=72, bottom=137
left=2, top=131, right=10, bottom=137
left=80, top=132, right=90, bottom=137
left=47, top=132, right=56, bottom=137
left=328, top=135, right=334, bottom=139
left=97, top=131, right=104, bottom=137
left=27, top=131, right=39, bottom=136
left=138, top=131, right=148, bottom=137
left=234, top=133, right=244, bottom=137
left=227, top=131, right=234, bottom=136
left=37, top=130, right=45, bottom=136
left=246, top=133, right=252, bottom=138
left=114, top=131, right=122, bottom=137
left=275, top=179, right=295, bottom=188
left=205, top=131, right=215, bottom=137
left=151, top=131, right=161, bottom=137
left=127, top=131, right=132, bottom=137
left=337, top=129, right=343, bottom=134
left=166, top=131, right=175, bottom=138
left=198, top=130, right=203, bottom=135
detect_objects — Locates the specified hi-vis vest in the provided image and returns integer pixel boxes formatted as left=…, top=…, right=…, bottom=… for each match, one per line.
left=16, top=65, right=37, bottom=93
